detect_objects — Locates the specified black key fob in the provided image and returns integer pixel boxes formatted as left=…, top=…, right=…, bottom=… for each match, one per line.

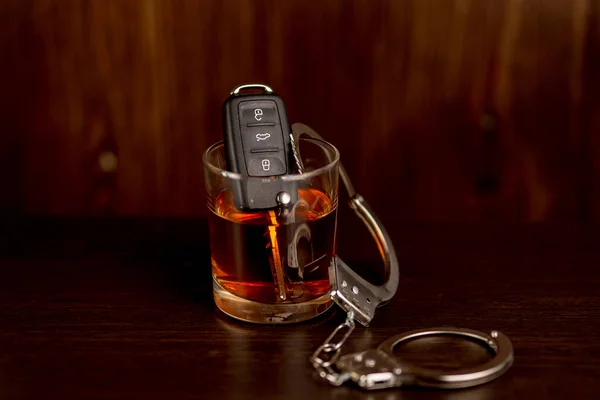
left=222, top=84, right=298, bottom=210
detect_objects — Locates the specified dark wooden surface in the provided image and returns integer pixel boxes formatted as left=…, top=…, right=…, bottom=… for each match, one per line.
left=1, top=217, right=599, bottom=399
left=2, top=0, right=600, bottom=220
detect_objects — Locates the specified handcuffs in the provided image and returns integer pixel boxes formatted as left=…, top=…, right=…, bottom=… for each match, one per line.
left=291, top=123, right=514, bottom=391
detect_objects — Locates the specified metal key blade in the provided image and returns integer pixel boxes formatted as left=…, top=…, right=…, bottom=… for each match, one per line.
left=267, top=210, right=287, bottom=301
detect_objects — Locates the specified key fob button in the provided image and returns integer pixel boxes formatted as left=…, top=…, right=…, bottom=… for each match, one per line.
left=241, top=126, right=285, bottom=153
left=246, top=153, right=287, bottom=177
left=239, top=101, right=279, bottom=125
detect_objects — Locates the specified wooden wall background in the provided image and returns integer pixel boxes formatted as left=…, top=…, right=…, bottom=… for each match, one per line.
left=1, top=0, right=599, bottom=221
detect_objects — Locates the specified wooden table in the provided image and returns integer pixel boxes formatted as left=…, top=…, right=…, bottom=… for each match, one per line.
left=1, top=217, right=599, bottom=399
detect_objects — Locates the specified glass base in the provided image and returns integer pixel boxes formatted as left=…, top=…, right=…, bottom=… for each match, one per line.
left=213, top=280, right=333, bottom=324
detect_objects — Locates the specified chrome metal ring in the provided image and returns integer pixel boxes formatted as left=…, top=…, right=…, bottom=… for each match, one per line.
left=378, top=327, right=514, bottom=389
left=230, top=83, right=274, bottom=95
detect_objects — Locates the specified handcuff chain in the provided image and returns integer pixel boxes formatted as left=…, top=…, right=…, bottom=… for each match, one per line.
left=309, top=311, right=355, bottom=386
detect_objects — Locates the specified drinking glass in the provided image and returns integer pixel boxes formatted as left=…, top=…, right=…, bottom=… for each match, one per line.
left=203, top=137, right=339, bottom=323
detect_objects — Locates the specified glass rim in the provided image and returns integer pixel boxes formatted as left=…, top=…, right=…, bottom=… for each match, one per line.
left=203, top=138, right=340, bottom=181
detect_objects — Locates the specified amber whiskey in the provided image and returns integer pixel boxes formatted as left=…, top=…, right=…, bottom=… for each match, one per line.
left=209, top=187, right=337, bottom=305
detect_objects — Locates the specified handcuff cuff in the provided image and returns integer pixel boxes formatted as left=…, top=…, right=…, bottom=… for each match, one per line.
left=291, top=123, right=514, bottom=391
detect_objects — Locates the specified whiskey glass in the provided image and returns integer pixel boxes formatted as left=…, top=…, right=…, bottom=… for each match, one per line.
left=203, top=137, right=339, bottom=324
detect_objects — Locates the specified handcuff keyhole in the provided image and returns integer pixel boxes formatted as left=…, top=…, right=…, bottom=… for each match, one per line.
left=366, top=298, right=371, bottom=303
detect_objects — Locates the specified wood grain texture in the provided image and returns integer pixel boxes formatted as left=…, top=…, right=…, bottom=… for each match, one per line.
left=0, top=0, right=598, bottom=220
left=583, top=0, right=600, bottom=220
left=1, top=218, right=599, bottom=399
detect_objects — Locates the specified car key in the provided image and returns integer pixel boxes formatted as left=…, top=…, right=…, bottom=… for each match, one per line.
left=222, top=84, right=298, bottom=210
left=222, top=84, right=300, bottom=300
